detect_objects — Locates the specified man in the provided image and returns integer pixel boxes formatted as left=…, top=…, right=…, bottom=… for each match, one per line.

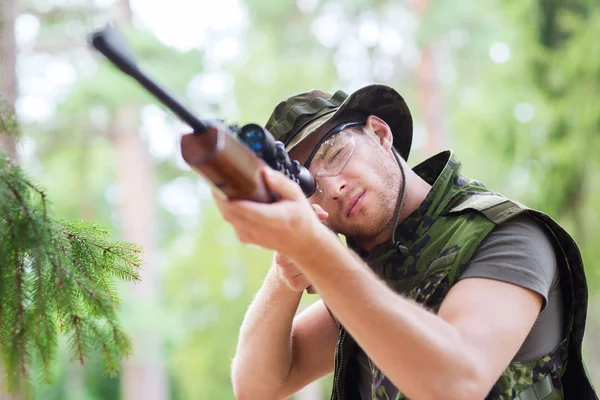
left=214, top=84, right=597, bottom=399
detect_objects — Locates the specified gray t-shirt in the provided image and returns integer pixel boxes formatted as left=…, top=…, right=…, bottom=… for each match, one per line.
left=356, top=214, right=564, bottom=399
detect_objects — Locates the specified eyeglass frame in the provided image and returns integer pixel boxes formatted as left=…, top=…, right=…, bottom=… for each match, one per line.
left=304, top=120, right=366, bottom=169
left=303, top=120, right=365, bottom=202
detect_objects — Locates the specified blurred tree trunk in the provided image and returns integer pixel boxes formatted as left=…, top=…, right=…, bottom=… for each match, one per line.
left=412, top=0, right=447, bottom=156
left=113, top=104, right=167, bottom=400
left=0, top=0, right=20, bottom=397
left=0, top=0, right=18, bottom=159
left=113, top=2, right=167, bottom=399
left=65, top=140, right=93, bottom=400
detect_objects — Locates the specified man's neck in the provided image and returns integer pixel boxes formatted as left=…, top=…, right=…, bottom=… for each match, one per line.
left=356, top=171, right=432, bottom=253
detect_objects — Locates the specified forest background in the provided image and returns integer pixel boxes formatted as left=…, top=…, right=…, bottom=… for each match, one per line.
left=1, top=0, right=599, bottom=398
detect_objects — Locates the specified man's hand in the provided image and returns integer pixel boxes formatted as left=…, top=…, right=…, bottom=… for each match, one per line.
left=275, top=252, right=311, bottom=292
left=212, top=166, right=329, bottom=256
left=277, top=203, right=328, bottom=293
left=274, top=203, right=327, bottom=294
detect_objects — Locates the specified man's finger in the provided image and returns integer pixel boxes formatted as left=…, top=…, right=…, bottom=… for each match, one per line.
left=262, top=167, right=304, bottom=201
left=311, top=204, right=329, bottom=221
left=213, top=195, right=257, bottom=224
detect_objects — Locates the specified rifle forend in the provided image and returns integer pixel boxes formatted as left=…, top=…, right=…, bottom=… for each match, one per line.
left=180, top=120, right=273, bottom=202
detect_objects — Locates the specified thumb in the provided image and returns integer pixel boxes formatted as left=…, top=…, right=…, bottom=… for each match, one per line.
left=262, top=167, right=304, bottom=201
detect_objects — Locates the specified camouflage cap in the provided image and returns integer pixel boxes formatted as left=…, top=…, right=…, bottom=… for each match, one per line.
left=265, top=84, right=413, bottom=160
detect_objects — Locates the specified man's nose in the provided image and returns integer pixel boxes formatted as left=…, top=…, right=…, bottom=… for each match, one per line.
left=320, top=174, right=347, bottom=200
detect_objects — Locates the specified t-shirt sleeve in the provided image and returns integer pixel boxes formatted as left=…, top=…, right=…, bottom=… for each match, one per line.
left=459, top=214, right=558, bottom=311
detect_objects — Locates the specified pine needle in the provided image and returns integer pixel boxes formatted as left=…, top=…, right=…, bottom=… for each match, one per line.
left=0, top=150, right=142, bottom=397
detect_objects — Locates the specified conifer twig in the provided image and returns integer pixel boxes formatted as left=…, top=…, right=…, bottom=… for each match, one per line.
left=0, top=150, right=143, bottom=396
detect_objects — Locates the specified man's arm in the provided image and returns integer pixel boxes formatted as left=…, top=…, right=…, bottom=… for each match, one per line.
left=288, top=227, right=543, bottom=400
left=231, top=261, right=338, bottom=400
left=215, top=168, right=543, bottom=400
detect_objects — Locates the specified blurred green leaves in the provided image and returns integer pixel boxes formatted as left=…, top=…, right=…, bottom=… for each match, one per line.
left=8, top=0, right=600, bottom=398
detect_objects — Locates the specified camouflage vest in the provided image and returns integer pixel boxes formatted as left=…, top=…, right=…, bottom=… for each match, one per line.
left=331, top=151, right=597, bottom=400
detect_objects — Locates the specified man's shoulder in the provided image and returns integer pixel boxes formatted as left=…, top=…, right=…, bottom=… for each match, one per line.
left=460, top=212, right=558, bottom=308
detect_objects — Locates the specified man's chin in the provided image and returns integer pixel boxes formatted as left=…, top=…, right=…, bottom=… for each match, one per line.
left=329, top=211, right=387, bottom=240
left=340, top=226, right=378, bottom=245
left=343, top=218, right=395, bottom=248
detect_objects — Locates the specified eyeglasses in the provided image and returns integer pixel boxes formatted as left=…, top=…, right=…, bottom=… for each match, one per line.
left=305, top=121, right=364, bottom=203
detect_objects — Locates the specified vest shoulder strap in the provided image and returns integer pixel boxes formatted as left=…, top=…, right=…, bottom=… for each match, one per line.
left=447, top=194, right=527, bottom=224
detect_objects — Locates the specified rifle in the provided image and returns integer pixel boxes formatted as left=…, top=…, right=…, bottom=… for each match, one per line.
left=88, top=26, right=316, bottom=203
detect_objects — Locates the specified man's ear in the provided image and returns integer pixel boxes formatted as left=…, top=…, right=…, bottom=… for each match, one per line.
left=365, top=115, right=393, bottom=153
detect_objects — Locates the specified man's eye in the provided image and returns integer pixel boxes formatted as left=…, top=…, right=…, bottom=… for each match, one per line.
left=327, top=149, right=343, bottom=163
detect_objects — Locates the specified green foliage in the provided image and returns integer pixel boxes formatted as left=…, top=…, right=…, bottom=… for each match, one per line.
left=0, top=101, right=142, bottom=397
left=232, top=2, right=338, bottom=129
left=420, top=0, right=599, bottom=270
left=67, top=28, right=203, bottom=113
left=28, top=338, right=121, bottom=400
left=9, top=0, right=600, bottom=397
left=0, top=96, right=18, bottom=139
left=28, top=26, right=205, bottom=157
left=0, top=152, right=141, bottom=395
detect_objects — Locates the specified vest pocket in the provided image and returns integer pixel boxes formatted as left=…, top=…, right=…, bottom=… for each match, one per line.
left=511, top=374, right=556, bottom=400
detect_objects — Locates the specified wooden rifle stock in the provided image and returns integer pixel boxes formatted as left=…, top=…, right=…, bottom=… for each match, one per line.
left=180, top=124, right=274, bottom=203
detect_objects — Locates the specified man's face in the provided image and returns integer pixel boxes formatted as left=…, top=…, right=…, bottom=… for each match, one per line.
left=289, top=118, right=400, bottom=244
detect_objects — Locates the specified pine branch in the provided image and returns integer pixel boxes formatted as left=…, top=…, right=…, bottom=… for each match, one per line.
left=31, top=253, right=55, bottom=383
left=60, top=223, right=142, bottom=282
left=0, top=151, right=143, bottom=397
left=0, top=94, right=18, bottom=139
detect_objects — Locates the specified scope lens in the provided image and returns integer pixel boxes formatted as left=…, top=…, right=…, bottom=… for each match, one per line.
left=240, top=126, right=266, bottom=153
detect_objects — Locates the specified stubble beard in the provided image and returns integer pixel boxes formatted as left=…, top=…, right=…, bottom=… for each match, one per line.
left=339, top=163, right=401, bottom=247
